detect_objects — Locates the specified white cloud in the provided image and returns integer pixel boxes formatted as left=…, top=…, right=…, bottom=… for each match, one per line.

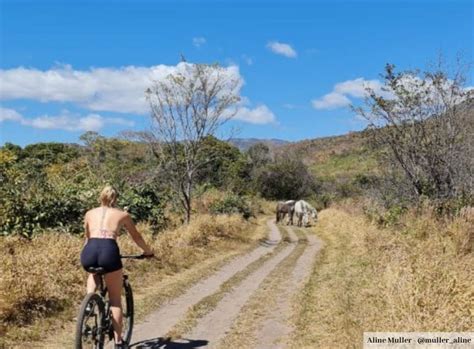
left=312, top=75, right=471, bottom=111
left=234, top=105, right=276, bottom=124
left=312, top=92, right=351, bottom=110
left=312, top=78, right=389, bottom=110
left=192, top=37, right=206, bottom=48
left=0, top=107, right=134, bottom=132
left=334, top=78, right=384, bottom=98
left=0, top=63, right=243, bottom=115
left=266, top=41, right=297, bottom=58
left=0, top=107, right=23, bottom=122
left=0, top=63, right=280, bottom=126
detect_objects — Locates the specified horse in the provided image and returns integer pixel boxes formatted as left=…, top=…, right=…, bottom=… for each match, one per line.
left=294, top=200, right=318, bottom=227
left=276, top=200, right=296, bottom=225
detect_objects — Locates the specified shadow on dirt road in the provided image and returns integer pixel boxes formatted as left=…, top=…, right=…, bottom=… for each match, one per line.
left=132, top=337, right=208, bottom=348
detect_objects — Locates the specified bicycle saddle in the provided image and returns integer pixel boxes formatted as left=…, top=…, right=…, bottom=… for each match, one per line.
left=86, top=266, right=107, bottom=275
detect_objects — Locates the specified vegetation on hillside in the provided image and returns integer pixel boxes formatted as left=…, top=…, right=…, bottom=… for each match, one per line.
left=354, top=61, right=473, bottom=210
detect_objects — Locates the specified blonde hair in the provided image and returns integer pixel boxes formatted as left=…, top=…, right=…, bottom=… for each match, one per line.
left=100, top=185, right=118, bottom=207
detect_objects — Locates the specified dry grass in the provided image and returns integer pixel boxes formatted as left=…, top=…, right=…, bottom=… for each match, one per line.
left=0, top=214, right=263, bottom=347
left=290, top=206, right=474, bottom=349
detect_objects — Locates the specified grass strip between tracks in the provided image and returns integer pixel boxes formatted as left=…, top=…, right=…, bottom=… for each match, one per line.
left=217, top=229, right=308, bottom=349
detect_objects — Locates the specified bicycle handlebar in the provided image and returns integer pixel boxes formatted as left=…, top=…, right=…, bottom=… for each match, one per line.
left=120, top=254, right=154, bottom=259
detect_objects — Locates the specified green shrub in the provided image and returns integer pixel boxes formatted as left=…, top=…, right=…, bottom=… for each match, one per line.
left=118, top=184, right=168, bottom=233
left=363, top=203, right=407, bottom=227
left=209, top=193, right=253, bottom=219
left=256, top=155, right=317, bottom=200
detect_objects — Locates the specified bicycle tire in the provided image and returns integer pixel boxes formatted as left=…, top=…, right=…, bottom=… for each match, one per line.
left=121, top=278, right=134, bottom=344
left=75, top=293, right=105, bottom=349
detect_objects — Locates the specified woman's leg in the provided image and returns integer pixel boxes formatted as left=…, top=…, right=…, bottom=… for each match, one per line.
left=86, top=274, right=99, bottom=293
left=104, top=269, right=123, bottom=343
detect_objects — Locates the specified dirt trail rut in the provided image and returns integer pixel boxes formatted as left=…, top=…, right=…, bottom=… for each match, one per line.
left=184, top=243, right=295, bottom=347
left=131, top=220, right=281, bottom=344
left=253, top=227, right=322, bottom=349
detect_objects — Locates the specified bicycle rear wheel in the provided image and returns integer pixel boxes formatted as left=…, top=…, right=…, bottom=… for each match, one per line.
left=121, top=277, right=134, bottom=344
left=75, top=293, right=105, bottom=349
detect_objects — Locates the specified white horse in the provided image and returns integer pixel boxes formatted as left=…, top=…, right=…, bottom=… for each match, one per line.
left=294, top=200, right=318, bottom=227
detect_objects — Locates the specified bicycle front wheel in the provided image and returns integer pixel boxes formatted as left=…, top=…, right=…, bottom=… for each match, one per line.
left=75, top=293, right=105, bottom=349
left=121, top=277, right=134, bottom=344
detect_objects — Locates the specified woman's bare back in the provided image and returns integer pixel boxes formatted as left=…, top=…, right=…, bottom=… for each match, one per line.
left=86, top=207, right=127, bottom=239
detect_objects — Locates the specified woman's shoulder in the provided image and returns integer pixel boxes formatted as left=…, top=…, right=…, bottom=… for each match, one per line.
left=110, top=207, right=129, bottom=218
left=85, top=207, right=98, bottom=216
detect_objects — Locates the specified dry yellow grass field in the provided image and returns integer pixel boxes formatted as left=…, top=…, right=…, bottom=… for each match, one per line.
left=0, top=213, right=266, bottom=347
left=290, top=205, right=474, bottom=349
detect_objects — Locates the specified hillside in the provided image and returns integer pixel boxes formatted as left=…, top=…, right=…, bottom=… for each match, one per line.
left=277, top=131, right=379, bottom=205
left=228, top=138, right=290, bottom=151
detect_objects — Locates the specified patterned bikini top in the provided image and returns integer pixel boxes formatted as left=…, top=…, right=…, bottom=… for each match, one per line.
left=94, top=207, right=119, bottom=239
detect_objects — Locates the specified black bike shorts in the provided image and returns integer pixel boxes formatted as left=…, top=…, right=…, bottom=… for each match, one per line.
left=80, top=238, right=123, bottom=273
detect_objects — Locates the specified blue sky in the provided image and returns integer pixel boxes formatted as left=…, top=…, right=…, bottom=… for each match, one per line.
left=0, top=0, right=472, bottom=146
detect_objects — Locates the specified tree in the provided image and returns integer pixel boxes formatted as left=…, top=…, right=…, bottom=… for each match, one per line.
left=195, top=136, right=248, bottom=190
left=144, top=63, right=241, bottom=223
left=247, top=143, right=272, bottom=169
left=353, top=58, right=473, bottom=203
left=256, top=154, right=316, bottom=200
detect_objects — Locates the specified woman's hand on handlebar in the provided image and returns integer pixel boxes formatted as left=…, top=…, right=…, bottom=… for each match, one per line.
left=142, top=250, right=154, bottom=258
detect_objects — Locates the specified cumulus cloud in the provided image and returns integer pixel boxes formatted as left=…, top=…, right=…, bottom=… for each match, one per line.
left=312, top=78, right=388, bottom=110
left=234, top=104, right=276, bottom=124
left=192, top=37, right=206, bottom=48
left=0, top=107, right=134, bottom=132
left=0, top=63, right=279, bottom=126
left=0, top=107, right=23, bottom=122
left=334, top=78, right=384, bottom=98
left=0, top=63, right=243, bottom=115
left=312, top=92, right=351, bottom=110
left=266, top=41, right=297, bottom=58
left=312, top=75, right=473, bottom=111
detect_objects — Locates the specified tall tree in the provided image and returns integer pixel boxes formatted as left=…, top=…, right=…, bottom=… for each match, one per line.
left=353, top=57, right=473, bottom=202
left=144, top=63, right=241, bottom=223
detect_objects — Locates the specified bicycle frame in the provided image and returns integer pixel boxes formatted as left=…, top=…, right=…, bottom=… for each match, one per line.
left=76, top=254, right=149, bottom=348
left=95, top=272, right=132, bottom=341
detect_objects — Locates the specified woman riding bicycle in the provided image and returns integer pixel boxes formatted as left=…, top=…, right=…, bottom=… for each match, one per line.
left=80, top=185, right=153, bottom=348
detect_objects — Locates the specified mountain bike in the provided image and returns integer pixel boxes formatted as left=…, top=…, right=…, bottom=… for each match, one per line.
left=75, top=254, right=151, bottom=349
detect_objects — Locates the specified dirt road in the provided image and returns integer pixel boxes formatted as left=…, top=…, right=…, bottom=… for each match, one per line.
left=130, top=220, right=322, bottom=349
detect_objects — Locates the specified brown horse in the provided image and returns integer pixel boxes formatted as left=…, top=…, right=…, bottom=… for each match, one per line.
left=276, top=200, right=296, bottom=225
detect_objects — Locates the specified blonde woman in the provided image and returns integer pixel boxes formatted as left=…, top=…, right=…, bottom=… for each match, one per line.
left=80, top=185, right=153, bottom=348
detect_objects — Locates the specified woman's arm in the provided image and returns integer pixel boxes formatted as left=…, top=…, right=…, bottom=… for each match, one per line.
left=122, top=213, right=154, bottom=255
left=83, top=212, right=90, bottom=246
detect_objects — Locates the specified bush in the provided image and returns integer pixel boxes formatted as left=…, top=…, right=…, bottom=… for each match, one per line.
left=363, top=201, right=407, bottom=228
left=209, top=193, right=253, bottom=219
left=256, top=155, right=317, bottom=200
left=118, top=184, right=168, bottom=232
